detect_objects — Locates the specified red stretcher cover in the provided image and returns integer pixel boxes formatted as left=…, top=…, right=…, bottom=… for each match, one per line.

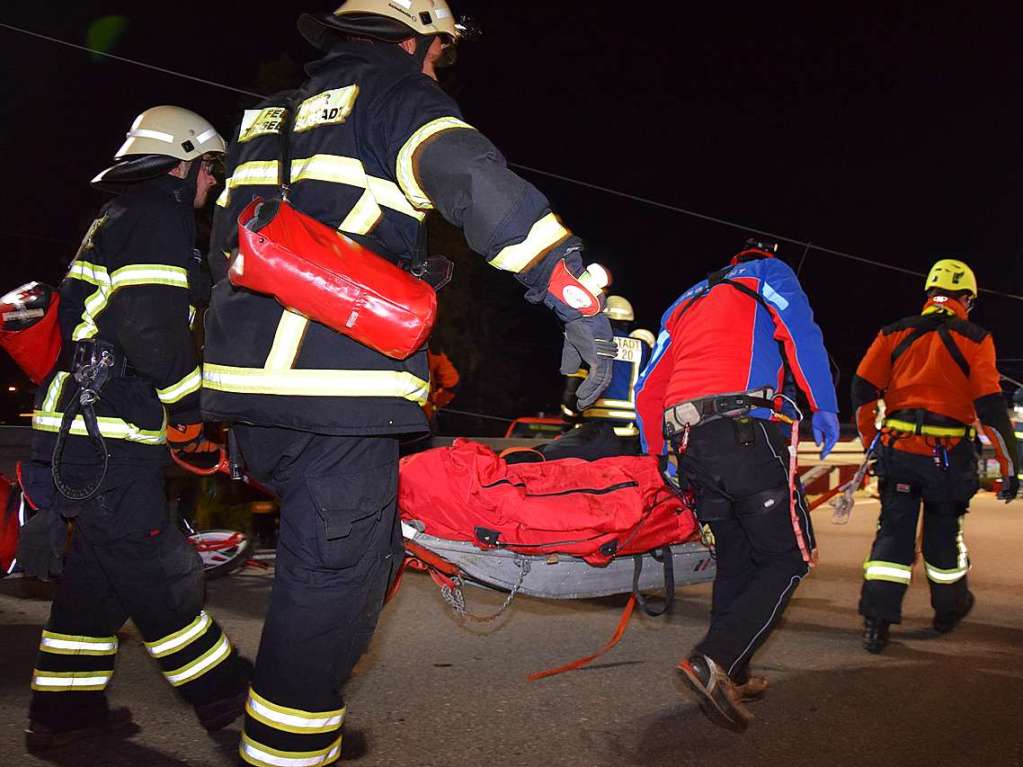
left=398, top=439, right=699, bottom=566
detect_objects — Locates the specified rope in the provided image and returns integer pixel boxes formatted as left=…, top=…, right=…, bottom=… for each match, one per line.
left=3, top=21, right=1022, bottom=302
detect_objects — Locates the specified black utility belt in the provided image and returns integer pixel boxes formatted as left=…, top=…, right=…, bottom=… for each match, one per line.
left=59, top=339, right=135, bottom=379
left=663, top=388, right=775, bottom=438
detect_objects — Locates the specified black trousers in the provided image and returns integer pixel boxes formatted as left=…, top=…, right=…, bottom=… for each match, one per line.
left=676, top=417, right=813, bottom=679
left=858, top=440, right=977, bottom=624
left=28, top=461, right=247, bottom=729
left=234, top=426, right=403, bottom=767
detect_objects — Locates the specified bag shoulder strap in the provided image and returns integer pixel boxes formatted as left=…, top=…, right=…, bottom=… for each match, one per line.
left=277, top=96, right=296, bottom=196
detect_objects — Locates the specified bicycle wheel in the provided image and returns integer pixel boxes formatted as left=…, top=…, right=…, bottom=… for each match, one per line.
left=187, top=529, right=253, bottom=579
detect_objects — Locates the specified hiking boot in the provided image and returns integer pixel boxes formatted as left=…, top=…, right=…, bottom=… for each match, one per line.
left=933, top=591, right=975, bottom=635
left=734, top=674, right=768, bottom=701
left=863, top=618, right=890, bottom=654
left=26, top=706, right=137, bottom=753
left=677, top=654, right=753, bottom=731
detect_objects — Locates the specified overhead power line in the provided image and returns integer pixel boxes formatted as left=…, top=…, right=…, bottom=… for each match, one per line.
left=3, top=21, right=1022, bottom=302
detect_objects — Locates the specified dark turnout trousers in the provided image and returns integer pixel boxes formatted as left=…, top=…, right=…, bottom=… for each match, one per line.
left=676, top=417, right=813, bottom=679
left=859, top=440, right=977, bottom=624
left=234, top=426, right=403, bottom=767
left=29, top=461, right=247, bottom=730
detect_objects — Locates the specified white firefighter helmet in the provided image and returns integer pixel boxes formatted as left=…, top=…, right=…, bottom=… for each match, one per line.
left=299, top=0, right=461, bottom=50
left=604, top=295, right=635, bottom=323
left=92, top=106, right=225, bottom=188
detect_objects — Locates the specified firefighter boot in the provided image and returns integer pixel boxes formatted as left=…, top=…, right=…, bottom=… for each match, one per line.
left=195, top=656, right=253, bottom=732
left=863, top=618, right=890, bottom=654
left=677, top=654, right=754, bottom=731
left=26, top=707, right=138, bottom=753
left=933, top=590, right=975, bottom=635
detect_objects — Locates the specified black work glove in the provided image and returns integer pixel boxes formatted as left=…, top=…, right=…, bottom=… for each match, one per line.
left=997, top=475, right=1019, bottom=503
left=560, top=315, right=618, bottom=409
left=15, top=508, right=65, bottom=580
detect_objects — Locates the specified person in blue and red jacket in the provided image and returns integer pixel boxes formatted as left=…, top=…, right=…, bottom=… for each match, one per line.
left=635, top=239, right=839, bottom=731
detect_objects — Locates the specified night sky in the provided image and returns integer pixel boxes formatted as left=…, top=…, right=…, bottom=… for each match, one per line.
left=3, top=2, right=1023, bottom=426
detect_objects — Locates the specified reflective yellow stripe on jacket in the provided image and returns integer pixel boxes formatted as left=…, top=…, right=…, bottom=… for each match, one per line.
left=202, top=364, right=429, bottom=405
left=157, top=366, right=202, bottom=405
left=33, top=372, right=167, bottom=445
left=395, top=116, right=475, bottom=210
left=489, top=212, right=572, bottom=274
left=67, top=261, right=189, bottom=341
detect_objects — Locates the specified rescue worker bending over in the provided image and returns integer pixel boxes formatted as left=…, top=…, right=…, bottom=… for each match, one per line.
left=202, top=3, right=616, bottom=764
left=635, top=240, right=838, bottom=731
left=852, top=259, right=1018, bottom=654
left=562, top=295, right=655, bottom=447
left=23, top=107, right=250, bottom=751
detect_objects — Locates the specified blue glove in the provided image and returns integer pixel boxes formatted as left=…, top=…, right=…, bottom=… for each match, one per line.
left=812, top=411, right=840, bottom=459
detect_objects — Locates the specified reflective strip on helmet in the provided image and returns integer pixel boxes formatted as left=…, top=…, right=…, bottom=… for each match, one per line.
left=39, top=630, right=118, bottom=656
left=489, top=213, right=572, bottom=273
left=68, top=262, right=189, bottom=341
left=145, top=611, right=213, bottom=659
left=202, top=364, right=429, bottom=404
left=32, top=411, right=166, bottom=445
left=195, top=127, right=219, bottom=145
left=240, top=733, right=342, bottom=767
left=395, top=116, right=476, bottom=210
left=218, top=156, right=423, bottom=221
left=863, top=560, right=912, bottom=584
left=126, top=128, right=175, bottom=144
left=265, top=312, right=310, bottom=371
left=156, top=366, right=203, bottom=405
left=31, top=670, right=113, bottom=692
left=245, top=690, right=346, bottom=735
left=163, top=633, right=232, bottom=687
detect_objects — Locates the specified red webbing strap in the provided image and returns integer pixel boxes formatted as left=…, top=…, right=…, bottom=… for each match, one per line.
left=786, top=420, right=817, bottom=567
left=527, top=594, right=637, bottom=682
left=386, top=540, right=463, bottom=604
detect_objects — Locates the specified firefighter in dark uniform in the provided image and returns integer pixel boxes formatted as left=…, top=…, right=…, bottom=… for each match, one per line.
left=852, top=259, right=1018, bottom=653
left=202, top=3, right=617, bottom=764
left=23, top=107, right=250, bottom=751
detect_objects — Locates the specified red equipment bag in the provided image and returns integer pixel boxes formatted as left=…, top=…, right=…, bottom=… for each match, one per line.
left=398, top=439, right=699, bottom=565
left=0, top=282, right=62, bottom=385
left=231, top=197, right=436, bottom=361
left=0, top=474, right=24, bottom=576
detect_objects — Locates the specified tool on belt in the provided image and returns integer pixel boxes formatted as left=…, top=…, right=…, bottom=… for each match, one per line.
left=0, top=282, right=62, bottom=385
left=51, top=340, right=132, bottom=501
left=229, top=94, right=441, bottom=360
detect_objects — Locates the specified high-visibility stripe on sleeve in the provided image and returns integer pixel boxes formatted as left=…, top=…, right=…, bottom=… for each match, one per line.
left=489, top=213, right=572, bottom=273
left=395, top=116, right=475, bottom=210
left=202, top=364, right=430, bottom=405
left=145, top=611, right=213, bottom=659
left=245, top=691, right=346, bottom=735
left=39, top=630, right=118, bottom=656
left=863, top=560, right=912, bottom=584
left=240, top=734, right=342, bottom=767
left=156, top=366, right=203, bottom=405
left=32, top=670, right=113, bottom=692
left=162, top=633, right=232, bottom=687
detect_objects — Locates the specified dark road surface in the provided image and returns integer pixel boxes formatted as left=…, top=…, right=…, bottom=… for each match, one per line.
left=2, top=494, right=1021, bottom=766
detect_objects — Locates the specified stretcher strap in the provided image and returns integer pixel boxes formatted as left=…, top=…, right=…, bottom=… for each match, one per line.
left=527, top=594, right=636, bottom=682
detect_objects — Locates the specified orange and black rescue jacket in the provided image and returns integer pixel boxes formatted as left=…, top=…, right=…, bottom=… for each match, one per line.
left=851, top=296, right=1017, bottom=476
